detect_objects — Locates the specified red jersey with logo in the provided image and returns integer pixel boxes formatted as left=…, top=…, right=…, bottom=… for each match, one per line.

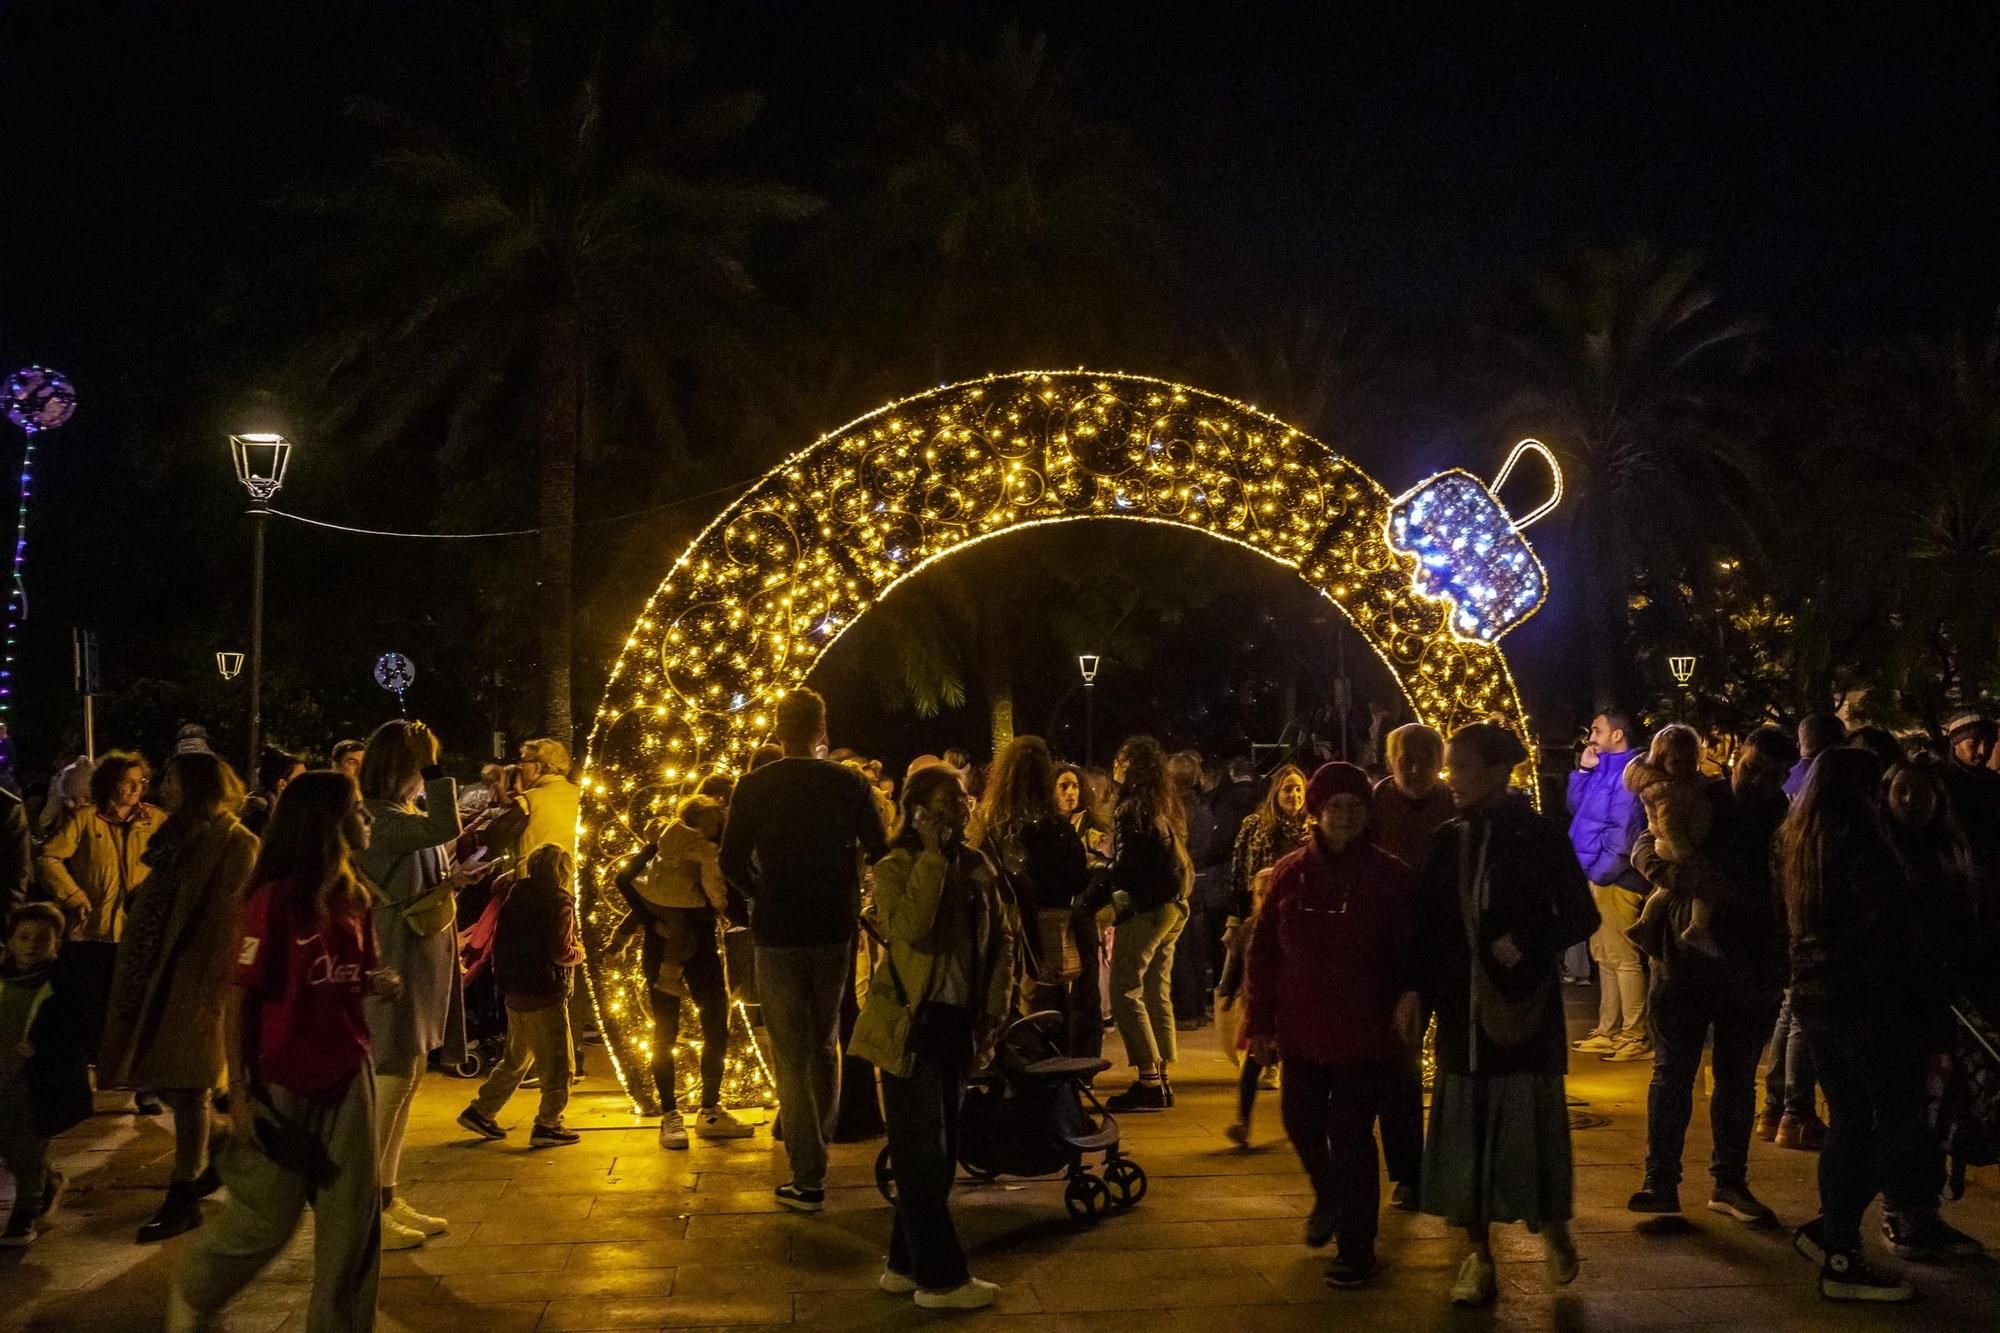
left=234, top=880, right=377, bottom=1096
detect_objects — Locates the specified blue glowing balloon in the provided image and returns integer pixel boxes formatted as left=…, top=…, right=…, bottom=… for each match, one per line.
left=374, top=652, right=417, bottom=694
left=4, top=366, right=77, bottom=434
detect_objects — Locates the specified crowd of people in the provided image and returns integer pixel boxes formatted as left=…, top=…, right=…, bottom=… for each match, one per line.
left=0, top=690, right=1996, bottom=1326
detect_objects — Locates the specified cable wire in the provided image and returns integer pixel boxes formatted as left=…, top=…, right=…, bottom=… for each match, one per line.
left=266, top=475, right=757, bottom=540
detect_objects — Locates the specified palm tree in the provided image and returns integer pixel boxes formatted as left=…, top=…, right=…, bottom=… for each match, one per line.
left=1489, top=242, right=1758, bottom=707
left=286, top=1, right=817, bottom=744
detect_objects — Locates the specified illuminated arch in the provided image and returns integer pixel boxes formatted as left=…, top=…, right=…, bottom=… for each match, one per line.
left=580, top=370, right=1545, bottom=1112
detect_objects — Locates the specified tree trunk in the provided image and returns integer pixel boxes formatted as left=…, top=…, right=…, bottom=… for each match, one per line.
left=535, top=319, right=580, bottom=750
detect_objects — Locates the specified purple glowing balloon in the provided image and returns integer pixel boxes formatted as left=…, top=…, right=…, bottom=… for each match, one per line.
left=5, top=366, right=77, bottom=434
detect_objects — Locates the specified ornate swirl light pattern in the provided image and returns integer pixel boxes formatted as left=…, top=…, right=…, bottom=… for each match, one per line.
left=579, top=370, right=1547, bottom=1113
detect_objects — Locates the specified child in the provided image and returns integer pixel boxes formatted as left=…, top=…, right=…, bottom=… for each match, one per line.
left=1623, top=725, right=1724, bottom=958
left=0, top=903, right=90, bottom=1247
left=612, top=795, right=752, bottom=1149
left=458, top=845, right=584, bottom=1147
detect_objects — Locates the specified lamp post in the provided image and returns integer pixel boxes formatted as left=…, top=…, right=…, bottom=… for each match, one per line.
left=1078, top=653, right=1100, bottom=767
left=1669, top=654, right=1697, bottom=722
left=230, top=433, right=293, bottom=774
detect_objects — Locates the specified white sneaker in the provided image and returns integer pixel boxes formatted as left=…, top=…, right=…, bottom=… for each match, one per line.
left=1603, top=1037, right=1655, bottom=1063
left=913, top=1277, right=1000, bottom=1310
left=379, top=1214, right=428, bottom=1251
left=694, top=1106, right=754, bottom=1139
left=879, top=1268, right=920, bottom=1294
left=1573, top=1031, right=1619, bottom=1054
left=388, top=1196, right=448, bottom=1236
left=659, top=1112, right=689, bottom=1150
left=1449, top=1252, right=1496, bottom=1306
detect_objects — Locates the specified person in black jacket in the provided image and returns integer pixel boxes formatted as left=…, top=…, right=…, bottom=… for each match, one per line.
left=456, top=845, right=582, bottom=1148
left=1404, top=723, right=1598, bottom=1309
left=1103, top=736, right=1191, bottom=1112
left=971, top=737, right=1088, bottom=1001
left=1, top=903, right=91, bottom=1246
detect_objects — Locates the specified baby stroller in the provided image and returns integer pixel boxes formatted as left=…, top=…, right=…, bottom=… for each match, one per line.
left=874, top=1010, right=1146, bottom=1225
left=447, top=865, right=513, bottom=1079
left=1944, top=999, right=2000, bottom=1199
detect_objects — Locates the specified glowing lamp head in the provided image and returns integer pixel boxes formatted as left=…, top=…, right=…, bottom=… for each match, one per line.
left=1078, top=653, right=1101, bottom=685
left=1669, top=655, right=1697, bottom=687
left=229, top=432, right=293, bottom=502
left=216, top=651, right=244, bottom=681
left=1386, top=440, right=1560, bottom=642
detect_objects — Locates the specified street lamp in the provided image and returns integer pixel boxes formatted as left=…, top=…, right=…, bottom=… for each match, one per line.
left=216, top=652, right=244, bottom=681
left=1077, top=654, right=1100, bottom=767
left=230, top=432, right=293, bottom=773
left=1668, top=655, right=1697, bottom=687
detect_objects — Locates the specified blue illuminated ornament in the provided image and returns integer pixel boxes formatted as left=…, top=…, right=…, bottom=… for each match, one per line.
left=0, top=366, right=77, bottom=717
left=374, top=652, right=416, bottom=711
left=1386, top=440, right=1562, bottom=642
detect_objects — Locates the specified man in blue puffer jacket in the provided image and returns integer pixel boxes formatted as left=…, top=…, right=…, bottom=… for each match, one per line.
left=1567, top=709, right=1652, bottom=1060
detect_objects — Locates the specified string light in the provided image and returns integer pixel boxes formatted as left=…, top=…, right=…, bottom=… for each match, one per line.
left=577, top=370, right=1548, bottom=1114
left=1, top=366, right=77, bottom=720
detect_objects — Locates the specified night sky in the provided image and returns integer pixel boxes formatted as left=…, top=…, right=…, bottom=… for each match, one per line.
left=1, top=1, right=1995, bottom=771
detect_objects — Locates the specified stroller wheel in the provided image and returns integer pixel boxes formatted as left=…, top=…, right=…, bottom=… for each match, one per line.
left=1104, top=1158, right=1147, bottom=1209
left=1064, top=1174, right=1111, bottom=1226
left=454, top=1051, right=485, bottom=1079
left=874, top=1144, right=897, bottom=1204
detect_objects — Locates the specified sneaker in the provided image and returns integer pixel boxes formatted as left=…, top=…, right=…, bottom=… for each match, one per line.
left=1326, top=1250, right=1380, bottom=1287
left=694, top=1106, right=754, bottom=1139
left=38, top=1168, right=66, bottom=1221
left=1104, top=1079, right=1169, bottom=1112
left=1819, top=1250, right=1915, bottom=1303
left=388, top=1196, right=448, bottom=1236
left=1794, top=1216, right=1828, bottom=1265
left=530, top=1122, right=581, bottom=1148
left=0, top=1224, right=35, bottom=1249
left=457, top=1105, right=506, bottom=1141
left=775, top=1182, right=825, bottom=1213
left=380, top=1214, right=428, bottom=1251
left=1602, top=1036, right=1654, bottom=1062
left=1627, top=1180, right=1682, bottom=1214
left=1223, top=1122, right=1250, bottom=1148
left=913, top=1277, right=1000, bottom=1310
left=1450, top=1251, right=1497, bottom=1306
left=659, top=1112, right=689, bottom=1150
left=1755, top=1108, right=1783, bottom=1142
left=1546, top=1231, right=1580, bottom=1286
left=1303, top=1210, right=1336, bottom=1248
left=1883, top=1210, right=1986, bottom=1260
left=1390, top=1182, right=1417, bottom=1212
left=878, top=1267, right=920, bottom=1295
left=1708, top=1184, right=1777, bottom=1227
left=1775, top=1112, right=1826, bottom=1151
left=1573, top=1031, right=1620, bottom=1054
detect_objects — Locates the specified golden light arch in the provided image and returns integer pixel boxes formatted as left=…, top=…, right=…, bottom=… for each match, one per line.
left=579, top=369, right=1547, bottom=1112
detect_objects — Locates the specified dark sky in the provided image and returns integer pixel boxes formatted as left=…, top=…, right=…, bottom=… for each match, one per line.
left=0, top=1, right=1994, bottom=766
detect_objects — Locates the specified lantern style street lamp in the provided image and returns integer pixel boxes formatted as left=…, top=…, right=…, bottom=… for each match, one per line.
left=230, top=432, right=293, bottom=772
left=216, top=652, right=244, bottom=681
left=1078, top=653, right=1101, bottom=767
left=1668, top=655, right=1697, bottom=687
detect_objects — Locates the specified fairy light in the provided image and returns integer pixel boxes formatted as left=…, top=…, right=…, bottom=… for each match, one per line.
left=1, top=367, right=77, bottom=719
left=577, top=370, right=1550, bottom=1115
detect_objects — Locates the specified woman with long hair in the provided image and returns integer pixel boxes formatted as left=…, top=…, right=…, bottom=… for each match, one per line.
left=354, top=720, right=467, bottom=1251
left=1054, top=762, right=1111, bottom=1054
left=1409, top=723, right=1598, bottom=1308
left=1102, top=736, right=1191, bottom=1111
left=170, top=771, right=395, bottom=1333
left=1217, top=763, right=1308, bottom=1145
left=1779, top=746, right=1923, bottom=1302
left=851, top=766, right=1015, bottom=1311
left=971, top=737, right=1088, bottom=997
left=1877, top=758, right=1987, bottom=1261
left=99, top=752, right=259, bottom=1243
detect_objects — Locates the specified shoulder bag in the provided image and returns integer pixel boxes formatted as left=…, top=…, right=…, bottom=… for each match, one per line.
left=1457, top=820, right=1549, bottom=1050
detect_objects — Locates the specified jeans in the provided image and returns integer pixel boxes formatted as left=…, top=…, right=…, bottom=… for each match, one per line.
left=473, top=999, right=574, bottom=1128
left=1588, top=883, right=1647, bottom=1040
left=0, top=1079, right=48, bottom=1234
left=881, top=1050, right=970, bottom=1291
left=1644, top=977, right=1780, bottom=1189
left=1281, top=1059, right=1392, bottom=1257
left=756, top=941, right=851, bottom=1190
left=645, top=916, right=730, bottom=1111
left=177, top=1071, right=380, bottom=1333
left=1066, top=905, right=1104, bottom=1059
left=1236, top=1055, right=1266, bottom=1125
left=372, top=1058, right=423, bottom=1192
left=1763, top=988, right=1817, bottom=1118
left=1111, top=901, right=1187, bottom=1069
left=1797, top=1006, right=1931, bottom=1253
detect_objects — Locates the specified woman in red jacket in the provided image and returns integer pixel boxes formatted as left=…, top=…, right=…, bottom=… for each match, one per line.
left=1244, top=762, right=1417, bottom=1290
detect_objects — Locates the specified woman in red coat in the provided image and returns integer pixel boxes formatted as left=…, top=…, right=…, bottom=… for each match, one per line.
left=1244, top=762, right=1417, bottom=1290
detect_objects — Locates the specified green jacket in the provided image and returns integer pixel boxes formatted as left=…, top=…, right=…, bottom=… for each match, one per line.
left=850, top=844, right=1017, bottom=1079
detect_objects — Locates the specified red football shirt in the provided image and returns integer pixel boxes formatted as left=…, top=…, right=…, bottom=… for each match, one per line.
left=233, top=880, right=377, bottom=1096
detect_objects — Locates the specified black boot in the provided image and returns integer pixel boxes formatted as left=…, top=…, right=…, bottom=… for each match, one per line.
left=136, top=1182, right=203, bottom=1244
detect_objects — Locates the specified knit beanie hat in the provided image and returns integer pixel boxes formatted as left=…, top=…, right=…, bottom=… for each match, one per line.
left=1304, top=761, right=1372, bottom=813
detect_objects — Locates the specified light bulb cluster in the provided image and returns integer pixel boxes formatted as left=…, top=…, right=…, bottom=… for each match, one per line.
left=577, top=370, right=1536, bottom=1114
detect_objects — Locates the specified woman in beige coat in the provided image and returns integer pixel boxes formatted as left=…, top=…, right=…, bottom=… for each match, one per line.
left=98, top=751, right=258, bottom=1243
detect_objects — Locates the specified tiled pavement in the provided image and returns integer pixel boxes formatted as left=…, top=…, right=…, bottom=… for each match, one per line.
left=3, top=992, right=1996, bottom=1330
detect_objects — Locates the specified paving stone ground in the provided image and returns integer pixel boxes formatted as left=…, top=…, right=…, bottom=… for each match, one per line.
left=3, top=990, right=1996, bottom=1330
